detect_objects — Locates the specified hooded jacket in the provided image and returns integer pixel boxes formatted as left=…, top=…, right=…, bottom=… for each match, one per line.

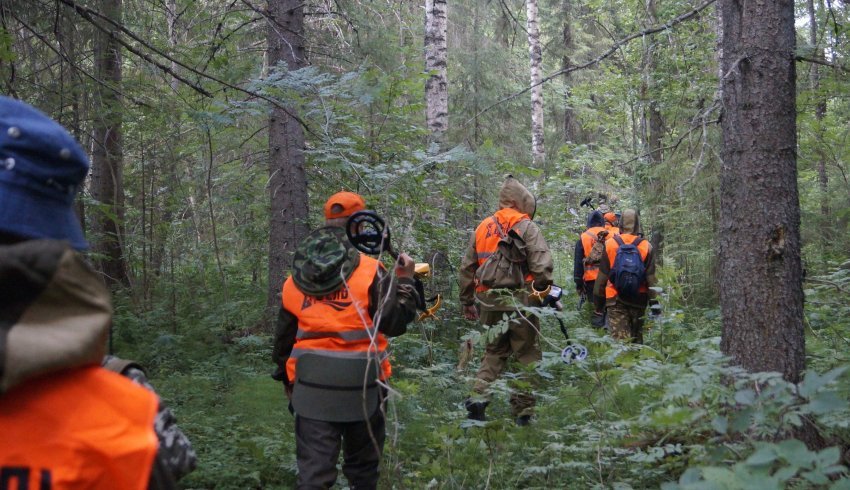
left=0, top=240, right=160, bottom=490
left=593, top=209, right=657, bottom=307
left=459, top=176, right=554, bottom=310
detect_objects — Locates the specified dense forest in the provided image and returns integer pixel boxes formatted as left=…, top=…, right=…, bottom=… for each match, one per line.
left=3, top=0, right=850, bottom=487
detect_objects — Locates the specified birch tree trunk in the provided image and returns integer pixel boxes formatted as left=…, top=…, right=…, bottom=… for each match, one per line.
left=526, top=0, right=545, bottom=166
left=424, top=0, right=448, bottom=147
left=267, top=0, right=310, bottom=311
left=90, top=0, right=128, bottom=286
left=718, top=0, right=804, bottom=382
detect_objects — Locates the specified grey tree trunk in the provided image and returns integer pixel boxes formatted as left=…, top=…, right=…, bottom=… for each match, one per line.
left=642, top=0, right=664, bottom=265
left=266, top=0, right=310, bottom=311
left=808, top=0, right=829, bottom=227
left=424, top=0, right=448, bottom=147
left=718, top=0, right=804, bottom=382
left=90, top=0, right=128, bottom=286
left=562, top=0, right=579, bottom=144
left=526, top=0, right=545, bottom=165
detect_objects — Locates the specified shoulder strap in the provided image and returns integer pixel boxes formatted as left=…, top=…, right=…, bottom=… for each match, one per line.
left=490, top=216, right=507, bottom=239
left=632, top=237, right=644, bottom=247
left=613, top=235, right=625, bottom=247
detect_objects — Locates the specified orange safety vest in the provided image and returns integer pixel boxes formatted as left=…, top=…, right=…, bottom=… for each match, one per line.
left=605, top=224, right=620, bottom=235
left=0, top=366, right=158, bottom=490
left=604, top=234, right=651, bottom=299
left=282, top=254, right=391, bottom=383
left=473, top=208, right=532, bottom=292
left=580, top=226, right=608, bottom=282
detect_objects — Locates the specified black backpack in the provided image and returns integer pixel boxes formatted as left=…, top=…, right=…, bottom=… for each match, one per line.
left=610, top=235, right=646, bottom=302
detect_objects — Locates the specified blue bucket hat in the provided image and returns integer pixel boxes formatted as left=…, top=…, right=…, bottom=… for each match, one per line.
left=0, top=96, right=89, bottom=250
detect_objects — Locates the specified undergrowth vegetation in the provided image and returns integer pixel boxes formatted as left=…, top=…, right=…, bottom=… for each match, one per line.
left=111, top=261, right=850, bottom=489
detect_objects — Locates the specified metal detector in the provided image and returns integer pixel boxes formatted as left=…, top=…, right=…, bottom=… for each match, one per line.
left=346, top=210, right=441, bottom=320
left=541, top=284, right=588, bottom=364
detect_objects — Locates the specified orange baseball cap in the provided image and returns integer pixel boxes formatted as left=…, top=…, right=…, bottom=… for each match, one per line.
left=604, top=212, right=617, bottom=224
left=324, top=191, right=366, bottom=219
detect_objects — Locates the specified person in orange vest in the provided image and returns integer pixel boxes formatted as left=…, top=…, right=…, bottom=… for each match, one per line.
left=573, top=210, right=608, bottom=327
left=272, top=191, right=419, bottom=489
left=603, top=212, right=620, bottom=235
left=0, top=96, right=175, bottom=489
left=459, top=175, right=554, bottom=425
left=593, top=209, right=658, bottom=343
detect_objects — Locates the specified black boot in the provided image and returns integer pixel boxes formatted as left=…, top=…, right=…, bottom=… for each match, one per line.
left=465, top=399, right=488, bottom=421
left=515, top=415, right=532, bottom=426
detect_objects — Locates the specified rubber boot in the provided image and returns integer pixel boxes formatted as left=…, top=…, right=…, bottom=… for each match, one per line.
left=465, top=399, right=489, bottom=421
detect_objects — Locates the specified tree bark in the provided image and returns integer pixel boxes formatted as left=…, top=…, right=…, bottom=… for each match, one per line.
left=527, top=0, right=545, bottom=166
left=807, top=0, right=829, bottom=232
left=267, top=0, right=309, bottom=311
left=90, top=0, right=128, bottom=286
left=424, top=0, right=448, bottom=147
left=643, top=0, right=664, bottom=265
left=562, top=0, right=579, bottom=144
left=718, top=0, right=804, bottom=382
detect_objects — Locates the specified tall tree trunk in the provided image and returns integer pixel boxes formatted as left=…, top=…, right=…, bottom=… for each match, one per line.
left=808, top=0, right=829, bottom=257
left=90, top=0, right=128, bottom=286
left=527, top=0, right=545, bottom=166
left=643, top=0, right=665, bottom=265
left=562, top=0, right=579, bottom=144
left=424, top=0, right=448, bottom=147
left=718, top=0, right=804, bottom=382
left=267, top=0, right=309, bottom=311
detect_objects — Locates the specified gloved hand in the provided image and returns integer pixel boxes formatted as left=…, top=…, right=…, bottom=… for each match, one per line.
left=463, top=304, right=479, bottom=321
left=395, top=253, right=415, bottom=279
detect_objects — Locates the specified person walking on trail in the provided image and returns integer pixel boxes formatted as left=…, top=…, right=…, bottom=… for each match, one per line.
left=573, top=210, right=608, bottom=327
left=604, top=212, right=620, bottom=235
left=272, top=191, right=420, bottom=489
left=593, top=209, right=657, bottom=344
left=459, top=175, right=554, bottom=426
left=0, top=96, right=179, bottom=489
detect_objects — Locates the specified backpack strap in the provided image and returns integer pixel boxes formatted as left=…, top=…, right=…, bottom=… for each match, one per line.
left=490, top=216, right=507, bottom=239
left=613, top=235, right=625, bottom=247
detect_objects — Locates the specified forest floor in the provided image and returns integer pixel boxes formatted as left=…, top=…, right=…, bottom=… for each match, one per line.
left=114, top=272, right=850, bottom=489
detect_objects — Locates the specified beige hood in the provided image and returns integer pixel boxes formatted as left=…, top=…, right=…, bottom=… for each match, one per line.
left=498, top=175, right=536, bottom=217
left=0, top=241, right=110, bottom=393
left=620, top=209, right=641, bottom=235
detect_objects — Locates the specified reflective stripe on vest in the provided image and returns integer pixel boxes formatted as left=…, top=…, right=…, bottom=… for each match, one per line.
left=0, top=366, right=158, bottom=490
left=581, top=226, right=607, bottom=282
left=605, top=234, right=651, bottom=299
left=282, top=254, right=392, bottom=382
left=473, top=208, right=532, bottom=292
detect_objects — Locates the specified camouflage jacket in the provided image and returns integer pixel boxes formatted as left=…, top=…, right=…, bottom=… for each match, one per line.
left=103, top=356, right=198, bottom=480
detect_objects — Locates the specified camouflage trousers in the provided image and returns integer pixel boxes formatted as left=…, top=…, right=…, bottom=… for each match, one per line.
left=473, top=309, right=541, bottom=417
left=606, top=300, right=646, bottom=344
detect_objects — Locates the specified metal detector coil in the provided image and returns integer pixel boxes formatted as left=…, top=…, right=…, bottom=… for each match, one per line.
left=346, top=210, right=395, bottom=257
left=561, top=343, right=588, bottom=364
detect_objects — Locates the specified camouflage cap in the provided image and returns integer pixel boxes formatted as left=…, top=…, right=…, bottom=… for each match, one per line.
left=292, top=226, right=361, bottom=296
